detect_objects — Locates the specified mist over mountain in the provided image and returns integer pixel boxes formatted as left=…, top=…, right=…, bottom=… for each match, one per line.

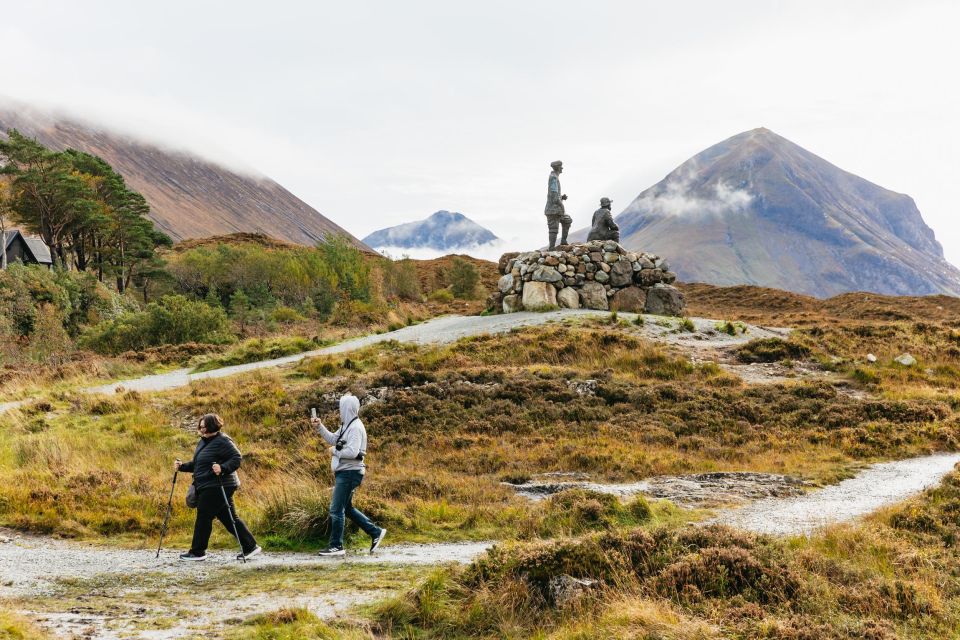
left=363, top=211, right=499, bottom=253
left=0, top=105, right=367, bottom=249
left=578, top=128, right=960, bottom=298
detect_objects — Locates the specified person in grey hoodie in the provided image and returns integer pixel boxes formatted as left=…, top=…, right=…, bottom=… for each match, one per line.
left=311, top=394, right=386, bottom=556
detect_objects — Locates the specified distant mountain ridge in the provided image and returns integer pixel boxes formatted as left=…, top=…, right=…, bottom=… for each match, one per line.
left=0, top=105, right=368, bottom=249
left=577, top=128, right=960, bottom=298
left=363, top=210, right=498, bottom=251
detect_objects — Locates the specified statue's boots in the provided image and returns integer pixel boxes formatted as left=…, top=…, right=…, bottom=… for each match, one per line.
left=548, top=232, right=558, bottom=250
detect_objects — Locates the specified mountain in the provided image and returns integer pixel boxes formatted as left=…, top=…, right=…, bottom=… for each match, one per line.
left=0, top=105, right=367, bottom=249
left=363, top=211, right=498, bottom=251
left=577, top=128, right=960, bottom=298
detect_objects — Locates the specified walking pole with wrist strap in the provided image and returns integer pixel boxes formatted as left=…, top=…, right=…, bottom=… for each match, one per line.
left=219, top=472, right=246, bottom=563
left=155, top=468, right=178, bottom=559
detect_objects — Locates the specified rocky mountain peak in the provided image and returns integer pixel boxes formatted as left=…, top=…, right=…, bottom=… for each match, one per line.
left=582, top=129, right=959, bottom=297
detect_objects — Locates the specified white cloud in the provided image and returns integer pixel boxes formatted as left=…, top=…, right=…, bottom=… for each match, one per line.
left=624, top=165, right=753, bottom=219
left=1, top=1, right=958, bottom=265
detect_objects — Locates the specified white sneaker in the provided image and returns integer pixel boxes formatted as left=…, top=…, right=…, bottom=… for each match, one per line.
left=237, top=545, right=262, bottom=560
left=317, top=546, right=346, bottom=557
left=370, top=529, right=387, bottom=554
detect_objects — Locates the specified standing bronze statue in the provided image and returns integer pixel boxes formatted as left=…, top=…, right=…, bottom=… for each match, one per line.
left=544, top=160, right=571, bottom=249
left=587, top=197, right=620, bottom=243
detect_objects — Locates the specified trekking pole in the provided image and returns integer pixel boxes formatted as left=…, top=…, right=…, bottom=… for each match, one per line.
left=155, top=469, right=178, bottom=559
left=219, top=474, right=246, bottom=563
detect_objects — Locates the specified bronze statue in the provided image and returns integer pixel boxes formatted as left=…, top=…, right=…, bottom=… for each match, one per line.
left=587, top=197, right=620, bottom=243
left=544, top=160, right=571, bottom=249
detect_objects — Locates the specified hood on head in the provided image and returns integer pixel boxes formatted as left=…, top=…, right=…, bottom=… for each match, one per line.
left=340, top=394, right=360, bottom=427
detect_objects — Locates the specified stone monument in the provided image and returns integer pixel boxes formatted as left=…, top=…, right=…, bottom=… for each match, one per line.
left=493, top=240, right=686, bottom=316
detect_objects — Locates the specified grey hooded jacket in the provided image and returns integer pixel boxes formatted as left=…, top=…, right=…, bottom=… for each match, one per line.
left=317, top=395, right=367, bottom=474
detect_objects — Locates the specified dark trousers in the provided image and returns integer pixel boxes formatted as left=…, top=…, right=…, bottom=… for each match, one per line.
left=329, top=470, right=381, bottom=548
left=190, top=485, right=257, bottom=555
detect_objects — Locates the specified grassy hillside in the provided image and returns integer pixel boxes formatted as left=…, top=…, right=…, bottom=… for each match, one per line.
left=4, top=276, right=960, bottom=638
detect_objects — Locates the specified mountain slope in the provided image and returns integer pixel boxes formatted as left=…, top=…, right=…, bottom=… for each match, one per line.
left=363, top=210, right=498, bottom=251
left=0, top=106, right=367, bottom=249
left=577, top=128, right=960, bottom=297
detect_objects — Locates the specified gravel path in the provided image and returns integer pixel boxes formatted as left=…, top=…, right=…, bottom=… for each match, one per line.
left=714, top=452, right=960, bottom=535
left=0, top=537, right=492, bottom=597
left=5, top=453, right=955, bottom=599
left=43, top=311, right=788, bottom=402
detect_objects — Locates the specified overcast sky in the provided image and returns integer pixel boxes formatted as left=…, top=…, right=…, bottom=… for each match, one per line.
left=2, top=1, right=958, bottom=263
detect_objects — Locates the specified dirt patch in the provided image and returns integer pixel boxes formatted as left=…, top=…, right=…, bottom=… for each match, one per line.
left=508, top=471, right=810, bottom=507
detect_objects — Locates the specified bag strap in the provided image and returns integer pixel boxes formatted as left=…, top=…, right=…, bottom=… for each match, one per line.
left=336, top=417, right=365, bottom=460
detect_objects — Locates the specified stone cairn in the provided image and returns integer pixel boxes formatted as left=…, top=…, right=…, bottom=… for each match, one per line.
left=492, top=240, right=686, bottom=316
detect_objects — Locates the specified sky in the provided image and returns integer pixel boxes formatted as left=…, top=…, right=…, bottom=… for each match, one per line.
left=2, top=0, right=958, bottom=263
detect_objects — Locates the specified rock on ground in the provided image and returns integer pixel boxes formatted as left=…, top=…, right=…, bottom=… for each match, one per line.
left=645, top=283, right=686, bottom=316
left=557, top=287, right=580, bottom=309
left=522, top=281, right=558, bottom=309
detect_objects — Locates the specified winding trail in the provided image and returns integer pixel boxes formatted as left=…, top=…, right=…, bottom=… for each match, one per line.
left=3, top=453, right=957, bottom=600
left=1, top=311, right=790, bottom=411
left=714, top=452, right=960, bottom=535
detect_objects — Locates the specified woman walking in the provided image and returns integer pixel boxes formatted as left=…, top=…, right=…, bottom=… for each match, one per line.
left=312, top=394, right=386, bottom=556
left=175, top=414, right=261, bottom=561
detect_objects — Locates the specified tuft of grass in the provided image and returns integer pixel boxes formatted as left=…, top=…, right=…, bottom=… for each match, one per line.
left=679, top=317, right=695, bottom=332
left=0, top=611, right=53, bottom=639
left=192, top=336, right=321, bottom=372
left=735, top=337, right=811, bottom=363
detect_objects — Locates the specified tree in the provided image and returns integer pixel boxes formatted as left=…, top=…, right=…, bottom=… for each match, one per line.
left=0, top=177, right=11, bottom=270
left=61, top=149, right=171, bottom=290
left=317, top=234, right=371, bottom=302
left=450, top=258, right=480, bottom=299
left=0, top=130, right=98, bottom=269
left=229, top=288, right=252, bottom=336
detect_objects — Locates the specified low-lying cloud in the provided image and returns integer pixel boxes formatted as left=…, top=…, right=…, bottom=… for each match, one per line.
left=625, top=167, right=753, bottom=219
left=374, top=237, right=521, bottom=262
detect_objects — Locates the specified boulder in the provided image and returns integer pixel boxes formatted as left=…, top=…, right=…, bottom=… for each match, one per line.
left=579, top=281, right=609, bottom=310
left=548, top=574, right=597, bottom=608
left=662, top=271, right=677, bottom=284
left=502, top=294, right=521, bottom=313
left=636, top=268, right=663, bottom=286
left=497, top=274, right=514, bottom=294
left=610, top=286, right=647, bottom=313
left=557, top=287, right=580, bottom=309
left=644, top=284, right=686, bottom=316
left=603, top=252, right=619, bottom=263
left=866, top=353, right=878, bottom=363
left=594, top=270, right=610, bottom=284
left=609, top=260, right=633, bottom=287
left=532, top=266, right=563, bottom=283
left=894, top=353, right=917, bottom=367
left=499, top=252, right=520, bottom=275
left=522, top=281, right=558, bottom=309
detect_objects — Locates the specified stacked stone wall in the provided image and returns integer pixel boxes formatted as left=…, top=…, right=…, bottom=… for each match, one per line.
left=492, top=241, right=686, bottom=316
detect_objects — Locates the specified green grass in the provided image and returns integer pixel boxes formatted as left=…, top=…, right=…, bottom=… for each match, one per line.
left=191, top=336, right=325, bottom=372
left=0, top=612, right=52, bottom=640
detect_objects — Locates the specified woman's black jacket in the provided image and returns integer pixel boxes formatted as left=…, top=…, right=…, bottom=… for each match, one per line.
left=178, top=432, right=242, bottom=491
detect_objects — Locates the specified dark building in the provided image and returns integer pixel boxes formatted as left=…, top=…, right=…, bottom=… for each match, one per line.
left=2, top=229, right=53, bottom=267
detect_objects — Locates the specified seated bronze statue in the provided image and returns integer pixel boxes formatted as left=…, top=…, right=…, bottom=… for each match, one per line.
left=587, top=197, right=620, bottom=243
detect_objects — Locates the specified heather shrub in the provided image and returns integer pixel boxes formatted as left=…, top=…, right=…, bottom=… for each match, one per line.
left=81, top=295, right=233, bottom=354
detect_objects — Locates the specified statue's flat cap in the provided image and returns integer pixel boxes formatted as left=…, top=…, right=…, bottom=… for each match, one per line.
left=550, top=160, right=563, bottom=168
left=600, top=197, right=612, bottom=206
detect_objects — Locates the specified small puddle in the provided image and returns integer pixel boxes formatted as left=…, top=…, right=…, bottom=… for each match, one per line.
left=714, top=452, right=960, bottom=535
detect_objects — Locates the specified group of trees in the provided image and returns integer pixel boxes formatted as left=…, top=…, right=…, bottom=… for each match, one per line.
left=0, top=130, right=170, bottom=294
